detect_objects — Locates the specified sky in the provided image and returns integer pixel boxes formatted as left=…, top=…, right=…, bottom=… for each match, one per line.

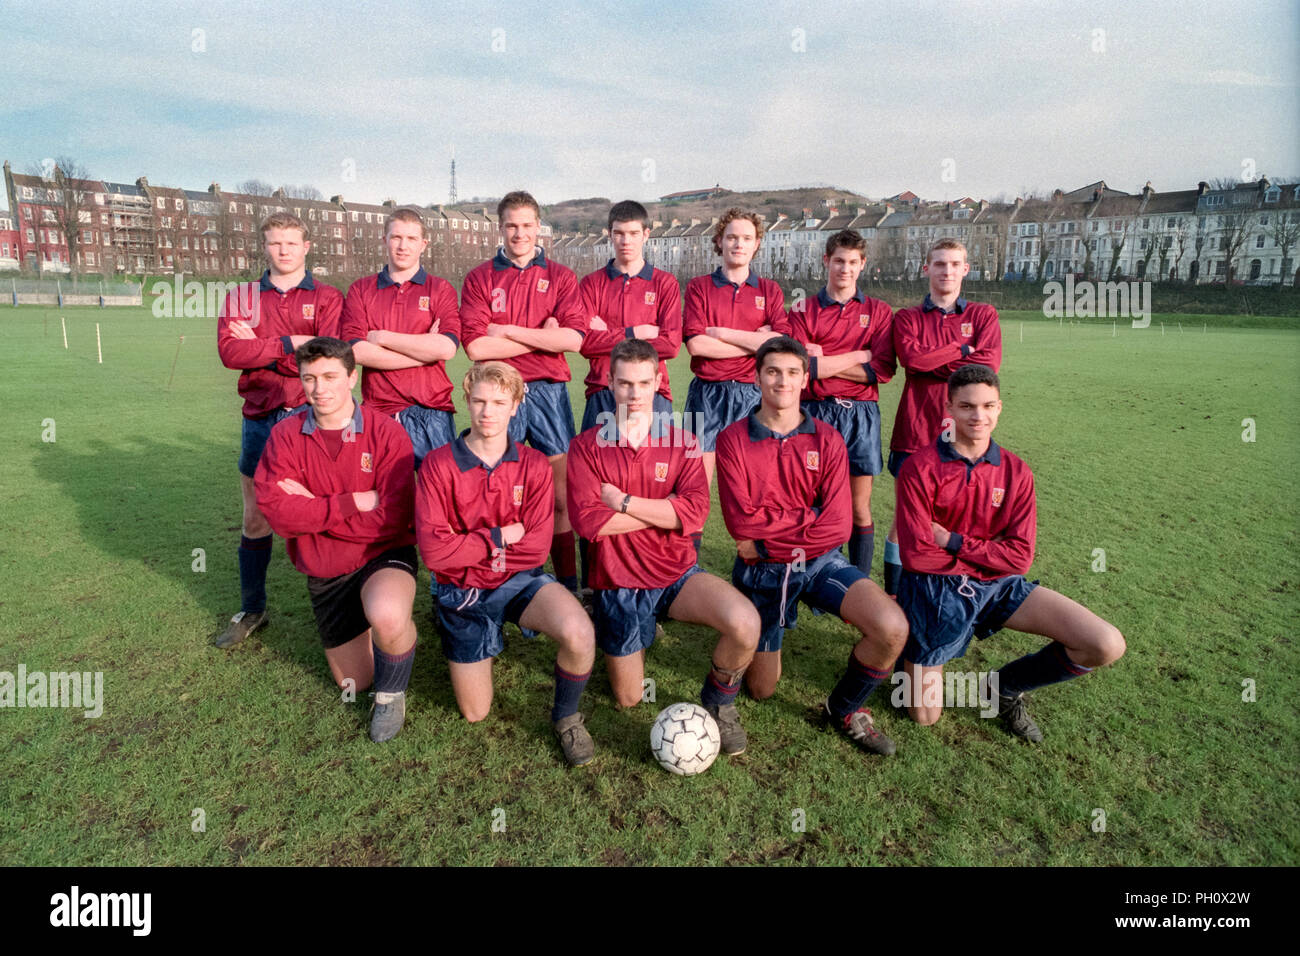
left=2, top=0, right=1297, bottom=211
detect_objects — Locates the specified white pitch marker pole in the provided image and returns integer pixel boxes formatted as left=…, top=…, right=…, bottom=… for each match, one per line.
left=1020, top=322, right=1023, bottom=343
left=1112, top=320, right=1116, bottom=337
left=96, top=323, right=102, bottom=364
left=61, top=315, right=68, bottom=349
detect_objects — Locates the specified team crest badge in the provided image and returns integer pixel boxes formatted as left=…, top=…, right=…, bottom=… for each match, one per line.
left=537, top=278, right=550, bottom=293
left=961, top=322, right=974, bottom=337
left=991, top=487, right=1005, bottom=507
left=859, top=313, right=871, bottom=328
left=302, top=303, right=315, bottom=320
left=805, top=451, right=819, bottom=471
left=644, top=292, right=656, bottom=306
left=419, top=296, right=430, bottom=311
left=512, top=484, right=524, bottom=505
left=754, top=296, right=765, bottom=309
left=360, top=452, right=373, bottom=473
left=654, top=462, right=669, bottom=482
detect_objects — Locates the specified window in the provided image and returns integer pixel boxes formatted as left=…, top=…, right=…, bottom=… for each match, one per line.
left=351, top=212, right=358, bottom=222
left=1167, top=217, right=1176, bottom=227
left=1260, top=215, right=1269, bottom=226
left=157, top=197, right=166, bottom=209
left=229, top=202, right=237, bottom=213
left=161, top=216, right=172, bottom=228
left=1091, top=222, right=1099, bottom=232
left=333, top=227, right=342, bottom=238
left=1256, top=235, right=1265, bottom=248
left=174, top=198, right=183, bottom=210
left=1143, top=219, right=1150, bottom=228
left=244, top=203, right=253, bottom=215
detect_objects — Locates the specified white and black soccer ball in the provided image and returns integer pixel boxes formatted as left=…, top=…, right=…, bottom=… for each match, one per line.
left=650, top=702, right=721, bottom=776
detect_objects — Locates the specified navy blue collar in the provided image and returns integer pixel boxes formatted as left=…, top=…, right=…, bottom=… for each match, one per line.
left=259, top=270, right=316, bottom=292
left=450, top=430, right=521, bottom=472
left=710, top=266, right=759, bottom=289
left=746, top=409, right=816, bottom=442
left=604, top=259, right=655, bottom=281
left=817, top=286, right=865, bottom=308
left=936, top=435, right=1000, bottom=466
left=301, top=400, right=363, bottom=435
left=922, top=293, right=967, bottom=314
left=493, top=247, right=548, bottom=271
left=376, top=265, right=429, bottom=289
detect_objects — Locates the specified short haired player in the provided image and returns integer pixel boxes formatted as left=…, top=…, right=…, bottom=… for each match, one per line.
left=254, top=337, right=420, bottom=743
left=341, top=207, right=460, bottom=470
left=415, top=361, right=597, bottom=766
left=894, top=364, right=1125, bottom=739
left=213, top=212, right=343, bottom=649
left=716, top=336, right=908, bottom=755
left=884, top=239, right=1002, bottom=596
left=567, top=339, right=761, bottom=756
left=788, top=229, right=896, bottom=578
left=460, top=190, right=587, bottom=597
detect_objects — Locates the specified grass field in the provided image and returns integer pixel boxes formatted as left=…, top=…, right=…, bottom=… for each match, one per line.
left=2, top=306, right=1297, bottom=866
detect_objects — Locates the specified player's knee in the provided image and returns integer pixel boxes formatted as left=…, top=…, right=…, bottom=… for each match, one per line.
left=242, top=512, right=272, bottom=537
left=745, top=674, right=776, bottom=700
left=723, top=602, right=761, bottom=648
left=909, top=705, right=942, bottom=726
left=557, top=615, right=595, bottom=656
left=368, top=608, right=412, bottom=643
left=615, top=688, right=642, bottom=709
left=460, top=704, right=491, bottom=723
left=852, top=505, right=873, bottom=527
left=1097, top=624, right=1126, bottom=666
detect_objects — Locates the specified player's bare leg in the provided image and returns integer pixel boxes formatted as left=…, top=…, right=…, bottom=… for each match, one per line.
left=360, top=567, right=418, bottom=742
left=521, top=581, right=596, bottom=765
left=850, top=474, right=873, bottom=530
left=701, top=450, right=717, bottom=490
left=1001, top=587, right=1126, bottom=668
left=745, top=651, right=781, bottom=700
left=324, top=629, right=375, bottom=692
left=903, top=659, right=946, bottom=726
left=823, top=578, right=906, bottom=755
left=606, top=649, right=647, bottom=709
left=847, top=474, right=876, bottom=574
left=448, top=659, right=493, bottom=722
left=548, top=452, right=579, bottom=592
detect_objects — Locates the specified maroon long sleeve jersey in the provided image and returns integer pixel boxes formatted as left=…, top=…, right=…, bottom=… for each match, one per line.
left=788, top=288, right=896, bottom=403
left=577, top=260, right=681, bottom=400
left=682, top=268, right=789, bottom=382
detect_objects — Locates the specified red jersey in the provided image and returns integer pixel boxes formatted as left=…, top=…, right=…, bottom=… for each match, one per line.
left=340, top=266, right=461, bottom=416
left=415, top=434, right=554, bottom=589
left=715, top=412, right=851, bottom=564
left=682, top=268, right=789, bottom=382
left=217, top=271, right=343, bottom=419
left=254, top=402, right=415, bottom=578
left=577, top=260, right=682, bottom=400
left=891, top=295, right=1002, bottom=453
left=788, top=288, right=895, bottom=403
left=895, top=438, right=1035, bottom=581
left=566, top=424, right=709, bottom=589
left=459, top=249, right=585, bottom=383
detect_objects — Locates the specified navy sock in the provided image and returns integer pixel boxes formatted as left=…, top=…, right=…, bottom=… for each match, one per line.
left=827, top=651, right=891, bottom=720
left=883, top=539, right=902, bottom=595
left=848, top=524, right=875, bottom=575
left=700, top=666, right=742, bottom=711
left=238, top=534, right=273, bottom=614
left=552, top=663, right=590, bottom=722
left=578, top=537, right=590, bottom=590
left=373, top=642, right=416, bottom=695
left=691, top=531, right=703, bottom=556
left=995, top=642, right=1092, bottom=698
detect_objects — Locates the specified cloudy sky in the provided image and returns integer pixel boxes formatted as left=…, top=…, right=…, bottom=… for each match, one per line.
left=3, top=0, right=1296, bottom=208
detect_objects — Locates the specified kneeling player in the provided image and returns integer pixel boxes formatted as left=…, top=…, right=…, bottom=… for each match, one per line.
left=416, top=362, right=597, bottom=766
left=255, top=337, right=420, bottom=743
left=895, top=364, right=1125, bottom=740
left=716, top=337, right=908, bottom=756
left=567, top=339, right=760, bottom=756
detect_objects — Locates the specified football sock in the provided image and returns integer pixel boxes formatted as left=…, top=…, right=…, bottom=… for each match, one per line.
left=691, top=531, right=703, bottom=556
left=551, top=663, right=590, bottom=722
left=827, top=651, right=891, bottom=720
left=238, top=534, right=274, bottom=614
left=551, top=530, right=578, bottom=592
left=700, top=666, right=742, bottom=711
left=848, top=524, right=875, bottom=575
left=994, top=642, right=1092, bottom=698
left=883, top=539, right=902, bottom=595
left=578, top=537, right=590, bottom=590
left=373, top=642, right=416, bottom=696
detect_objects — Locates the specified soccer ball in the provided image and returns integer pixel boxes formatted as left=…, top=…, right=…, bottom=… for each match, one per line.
left=650, top=703, right=721, bottom=776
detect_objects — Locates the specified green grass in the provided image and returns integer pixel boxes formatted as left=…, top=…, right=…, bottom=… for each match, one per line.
left=1, top=306, right=1297, bottom=865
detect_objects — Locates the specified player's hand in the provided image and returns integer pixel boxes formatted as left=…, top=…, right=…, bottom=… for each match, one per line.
left=353, top=490, right=379, bottom=512
left=705, top=326, right=726, bottom=339
left=278, top=478, right=315, bottom=498
left=804, top=343, right=824, bottom=357
left=500, top=522, right=526, bottom=546
left=736, top=539, right=760, bottom=560
left=543, top=316, right=559, bottom=329
left=365, top=329, right=389, bottom=346
left=599, top=482, right=626, bottom=511
left=228, top=320, right=256, bottom=340
left=860, top=348, right=872, bottom=364
left=588, top=315, right=608, bottom=331
left=288, top=334, right=314, bottom=348
left=758, top=324, right=772, bottom=333
left=485, top=322, right=509, bottom=338
left=632, top=324, right=659, bottom=339
left=930, top=522, right=951, bottom=548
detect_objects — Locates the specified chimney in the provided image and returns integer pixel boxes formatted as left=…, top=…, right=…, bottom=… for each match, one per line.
left=828, top=206, right=839, bottom=217
left=330, top=195, right=343, bottom=204
left=272, top=187, right=286, bottom=199
left=802, top=208, right=812, bottom=218
left=1197, top=181, right=1209, bottom=196
left=690, top=218, right=701, bottom=226
left=209, top=183, right=221, bottom=194
left=136, top=176, right=149, bottom=188
left=856, top=206, right=867, bottom=216
left=671, top=218, right=681, bottom=227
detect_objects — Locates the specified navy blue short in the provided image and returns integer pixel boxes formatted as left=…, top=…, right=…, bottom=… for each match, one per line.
left=507, top=380, right=576, bottom=457
left=733, top=549, right=866, bottom=653
left=886, top=450, right=911, bottom=479
left=803, top=398, right=883, bottom=476
left=433, top=567, right=555, bottom=664
left=594, top=565, right=704, bottom=657
left=238, top=405, right=307, bottom=477
left=306, top=545, right=418, bottom=649
left=580, top=388, right=675, bottom=434
left=396, top=405, right=456, bottom=469
left=682, top=378, right=759, bottom=452
left=897, top=571, right=1039, bottom=666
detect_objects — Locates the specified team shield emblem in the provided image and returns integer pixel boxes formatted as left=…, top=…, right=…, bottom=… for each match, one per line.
left=805, top=451, right=819, bottom=471
left=754, top=296, right=765, bottom=309
left=645, top=292, right=656, bottom=305
left=961, top=322, right=974, bottom=337
left=419, top=296, right=430, bottom=311
left=512, top=484, right=524, bottom=505
left=537, top=278, right=550, bottom=293
left=302, top=303, right=315, bottom=320
left=654, top=462, right=669, bottom=482
left=360, top=452, right=373, bottom=473
left=859, top=313, right=871, bottom=328
left=991, top=487, right=1005, bottom=507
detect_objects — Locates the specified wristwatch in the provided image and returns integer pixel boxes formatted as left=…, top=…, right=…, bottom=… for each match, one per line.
left=620, top=493, right=632, bottom=513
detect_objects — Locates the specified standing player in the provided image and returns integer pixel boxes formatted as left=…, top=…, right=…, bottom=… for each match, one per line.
left=884, top=239, right=1001, bottom=596
left=894, top=364, right=1125, bottom=739
left=716, top=337, right=908, bottom=755
left=212, top=212, right=343, bottom=648
left=567, top=339, right=760, bottom=755
left=341, top=207, right=460, bottom=470
left=254, top=338, right=420, bottom=743
left=416, top=361, right=597, bottom=766
left=682, top=208, right=789, bottom=488
left=461, top=191, right=586, bottom=596
left=789, top=229, right=896, bottom=576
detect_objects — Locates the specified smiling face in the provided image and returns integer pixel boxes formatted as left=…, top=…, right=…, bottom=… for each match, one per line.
left=924, top=245, right=970, bottom=298
left=824, top=247, right=865, bottom=295
left=719, top=218, right=759, bottom=270
left=500, top=205, right=540, bottom=262
left=300, top=356, right=357, bottom=420
left=946, top=382, right=1002, bottom=444
left=466, top=380, right=519, bottom=441
left=756, top=350, right=808, bottom=414
left=263, top=226, right=310, bottom=277
left=385, top=218, right=428, bottom=273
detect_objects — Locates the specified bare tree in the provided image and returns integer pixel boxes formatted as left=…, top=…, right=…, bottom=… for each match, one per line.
left=1216, top=209, right=1256, bottom=282
left=1169, top=218, right=1192, bottom=280
left=280, top=184, right=323, bottom=200
left=1267, top=206, right=1300, bottom=287
left=1105, top=214, right=1135, bottom=278
left=30, top=157, right=98, bottom=278
left=238, top=179, right=274, bottom=196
